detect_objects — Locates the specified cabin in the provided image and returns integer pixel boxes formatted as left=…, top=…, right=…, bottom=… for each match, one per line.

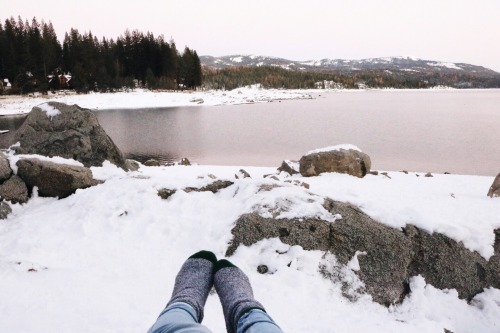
left=2, top=78, right=12, bottom=90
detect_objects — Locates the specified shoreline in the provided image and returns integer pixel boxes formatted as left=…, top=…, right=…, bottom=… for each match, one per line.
left=2, top=87, right=500, bottom=116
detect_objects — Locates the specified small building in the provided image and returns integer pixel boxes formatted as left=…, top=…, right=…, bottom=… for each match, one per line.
left=2, top=78, right=11, bottom=90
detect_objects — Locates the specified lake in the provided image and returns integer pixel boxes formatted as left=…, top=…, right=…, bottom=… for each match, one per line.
left=1, top=89, right=499, bottom=176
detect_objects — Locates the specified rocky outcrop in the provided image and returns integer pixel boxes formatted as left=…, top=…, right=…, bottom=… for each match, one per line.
left=16, top=158, right=102, bottom=199
left=226, top=199, right=500, bottom=306
left=299, top=147, right=371, bottom=178
left=487, top=173, right=500, bottom=198
left=13, top=102, right=130, bottom=170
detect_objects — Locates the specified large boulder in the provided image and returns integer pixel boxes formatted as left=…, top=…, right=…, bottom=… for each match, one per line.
left=227, top=199, right=500, bottom=306
left=299, top=145, right=371, bottom=178
left=487, top=173, right=500, bottom=198
left=16, top=158, right=101, bottom=199
left=0, top=175, right=29, bottom=204
left=13, top=102, right=130, bottom=170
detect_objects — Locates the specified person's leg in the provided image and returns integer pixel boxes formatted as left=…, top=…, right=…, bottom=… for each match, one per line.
left=148, top=302, right=212, bottom=333
left=148, top=250, right=217, bottom=333
left=237, top=309, right=283, bottom=333
left=214, top=259, right=284, bottom=333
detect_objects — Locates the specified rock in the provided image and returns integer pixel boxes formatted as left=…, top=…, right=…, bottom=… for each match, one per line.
left=0, top=175, right=29, bottom=204
left=299, top=147, right=371, bottom=178
left=16, top=158, right=102, bottom=199
left=277, top=160, right=300, bottom=175
left=404, top=225, right=498, bottom=301
left=425, top=172, right=433, bottom=177
left=265, top=175, right=280, bottom=181
left=235, top=169, right=251, bottom=179
left=487, top=173, right=500, bottom=198
left=158, top=188, right=177, bottom=200
left=369, top=171, right=379, bottom=176
left=0, top=151, right=12, bottom=181
left=144, top=159, right=161, bottom=167
left=179, top=158, right=191, bottom=166
left=257, top=265, right=269, bottom=274
left=184, top=180, right=234, bottom=194
left=13, top=102, right=130, bottom=170
left=0, top=201, right=11, bottom=219
left=125, top=159, right=140, bottom=171
left=381, top=172, right=391, bottom=179
left=226, top=198, right=500, bottom=306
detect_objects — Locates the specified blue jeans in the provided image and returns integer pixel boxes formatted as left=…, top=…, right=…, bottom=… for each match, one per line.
left=148, top=302, right=283, bottom=333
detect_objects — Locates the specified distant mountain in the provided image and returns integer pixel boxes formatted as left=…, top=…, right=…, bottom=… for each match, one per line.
left=200, top=55, right=499, bottom=76
left=200, top=55, right=500, bottom=89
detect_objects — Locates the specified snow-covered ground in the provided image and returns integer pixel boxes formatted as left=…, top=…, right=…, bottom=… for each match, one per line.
left=0, top=159, right=499, bottom=333
left=0, top=87, right=313, bottom=116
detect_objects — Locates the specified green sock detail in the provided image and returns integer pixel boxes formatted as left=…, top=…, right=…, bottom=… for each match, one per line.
left=189, top=250, right=217, bottom=264
left=215, top=259, right=237, bottom=272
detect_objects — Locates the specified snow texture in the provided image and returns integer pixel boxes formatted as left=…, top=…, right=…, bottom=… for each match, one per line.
left=0, top=160, right=499, bottom=333
left=37, top=102, right=61, bottom=118
left=306, top=144, right=362, bottom=155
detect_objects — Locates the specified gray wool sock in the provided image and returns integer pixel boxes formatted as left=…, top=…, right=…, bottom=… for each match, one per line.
left=214, top=260, right=265, bottom=333
left=166, top=251, right=217, bottom=323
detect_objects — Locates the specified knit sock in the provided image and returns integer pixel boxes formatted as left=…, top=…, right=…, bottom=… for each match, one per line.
left=166, top=250, right=217, bottom=323
left=214, top=259, right=265, bottom=333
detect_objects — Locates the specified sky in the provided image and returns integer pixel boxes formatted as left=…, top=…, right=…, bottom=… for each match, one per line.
left=3, top=0, right=500, bottom=71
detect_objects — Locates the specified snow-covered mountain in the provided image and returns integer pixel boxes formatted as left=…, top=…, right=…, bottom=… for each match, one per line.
left=201, top=55, right=499, bottom=75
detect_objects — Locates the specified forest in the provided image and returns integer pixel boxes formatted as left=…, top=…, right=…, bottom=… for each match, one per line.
left=0, top=16, right=202, bottom=94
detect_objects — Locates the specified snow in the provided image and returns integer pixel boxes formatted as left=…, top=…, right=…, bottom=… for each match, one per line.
left=37, top=102, right=61, bottom=119
left=0, top=159, right=499, bottom=333
left=428, top=62, right=463, bottom=70
left=230, top=56, right=243, bottom=63
left=306, top=144, right=362, bottom=155
left=0, top=88, right=313, bottom=116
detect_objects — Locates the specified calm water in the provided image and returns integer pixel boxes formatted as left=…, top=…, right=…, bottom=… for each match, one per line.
left=1, top=90, right=499, bottom=176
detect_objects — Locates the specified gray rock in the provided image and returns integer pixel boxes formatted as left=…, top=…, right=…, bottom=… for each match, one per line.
left=179, top=158, right=191, bottom=166
left=299, top=148, right=371, bottom=178
left=0, top=201, right=11, bottom=219
left=13, top=102, right=130, bottom=170
left=16, top=158, right=102, bottom=199
left=487, top=173, right=500, bottom=198
left=277, top=160, right=299, bottom=175
left=0, top=175, right=29, bottom=204
left=404, top=225, right=499, bottom=301
left=0, top=151, right=12, bottom=181
left=158, top=188, right=177, bottom=200
left=144, top=159, right=161, bottom=167
left=184, top=180, right=234, bottom=194
left=226, top=198, right=500, bottom=306
left=125, top=159, right=140, bottom=172
left=235, top=169, right=251, bottom=179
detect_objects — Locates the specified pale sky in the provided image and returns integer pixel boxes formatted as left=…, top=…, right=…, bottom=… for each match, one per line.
left=3, top=0, right=500, bottom=71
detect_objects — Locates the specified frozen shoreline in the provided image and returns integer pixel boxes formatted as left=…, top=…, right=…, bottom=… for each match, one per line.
left=3, top=86, right=497, bottom=116
left=0, top=87, right=315, bottom=116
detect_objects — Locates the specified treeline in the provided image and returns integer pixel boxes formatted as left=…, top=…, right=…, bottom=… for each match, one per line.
left=203, top=66, right=500, bottom=90
left=0, top=16, right=202, bottom=94
left=203, top=66, right=359, bottom=90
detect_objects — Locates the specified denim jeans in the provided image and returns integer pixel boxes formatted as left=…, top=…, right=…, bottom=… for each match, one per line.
left=148, top=302, right=283, bottom=333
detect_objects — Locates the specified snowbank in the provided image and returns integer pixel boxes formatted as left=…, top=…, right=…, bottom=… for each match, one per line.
left=0, top=87, right=313, bottom=115
left=0, top=162, right=499, bottom=332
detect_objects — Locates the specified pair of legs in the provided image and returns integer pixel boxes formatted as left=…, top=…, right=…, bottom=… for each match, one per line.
left=148, top=251, right=283, bottom=333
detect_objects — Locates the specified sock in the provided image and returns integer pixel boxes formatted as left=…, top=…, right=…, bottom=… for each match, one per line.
left=214, top=259, right=265, bottom=333
left=166, top=250, right=217, bottom=323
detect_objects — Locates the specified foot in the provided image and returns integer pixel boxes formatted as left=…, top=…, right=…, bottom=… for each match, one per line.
left=166, top=250, right=217, bottom=323
left=214, top=259, right=265, bottom=333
